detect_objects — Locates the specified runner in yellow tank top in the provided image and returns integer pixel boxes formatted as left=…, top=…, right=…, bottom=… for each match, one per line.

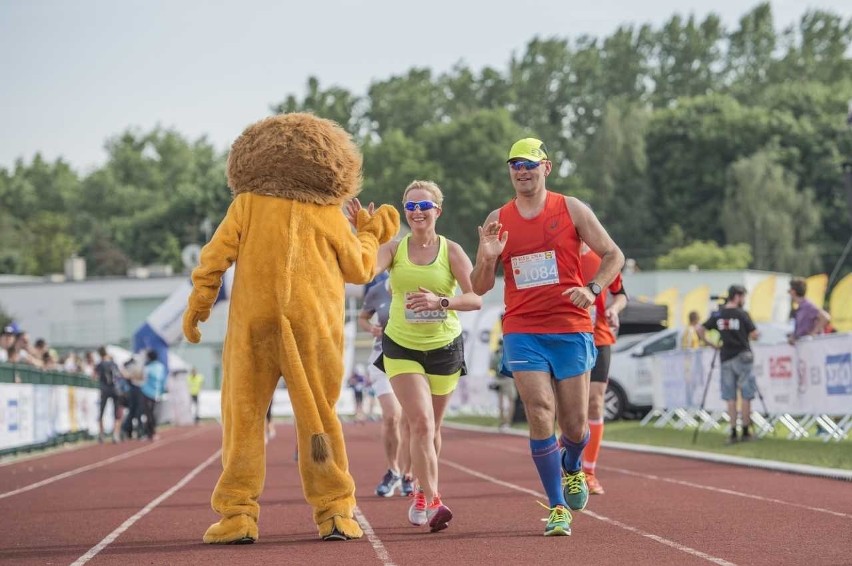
left=346, top=180, right=481, bottom=533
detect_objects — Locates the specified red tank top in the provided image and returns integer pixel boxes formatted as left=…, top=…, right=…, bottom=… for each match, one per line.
left=580, top=249, right=624, bottom=346
left=499, top=191, right=592, bottom=334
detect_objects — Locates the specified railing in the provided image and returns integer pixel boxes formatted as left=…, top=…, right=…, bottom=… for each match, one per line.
left=0, top=363, right=98, bottom=387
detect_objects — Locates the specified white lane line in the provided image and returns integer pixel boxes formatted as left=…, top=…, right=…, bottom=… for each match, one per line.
left=600, top=465, right=852, bottom=519
left=0, top=428, right=206, bottom=500
left=70, top=449, right=221, bottom=566
left=442, top=459, right=737, bottom=566
left=353, top=506, right=396, bottom=566
left=462, top=439, right=851, bottom=519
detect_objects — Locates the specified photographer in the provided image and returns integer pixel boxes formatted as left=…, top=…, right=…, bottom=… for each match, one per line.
left=697, top=285, right=760, bottom=444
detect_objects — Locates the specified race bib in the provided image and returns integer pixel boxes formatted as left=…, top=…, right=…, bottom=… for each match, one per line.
left=511, top=251, right=559, bottom=289
left=404, top=292, right=447, bottom=323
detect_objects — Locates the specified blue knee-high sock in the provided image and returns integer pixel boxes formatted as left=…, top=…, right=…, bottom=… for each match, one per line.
left=560, top=430, right=590, bottom=473
left=530, top=436, right=567, bottom=508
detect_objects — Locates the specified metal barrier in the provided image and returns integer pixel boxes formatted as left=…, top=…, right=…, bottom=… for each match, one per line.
left=0, top=363, right=97, bottom=388
left=641, top=409, right=851, bottom=442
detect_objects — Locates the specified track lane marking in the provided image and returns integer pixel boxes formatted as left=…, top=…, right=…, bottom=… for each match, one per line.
left=0, top=428, right=207, bottom=500
left=599, top=465, right=851, bottom=519
left=442, top=459, right=737, bottom=566
left=70, top=448, right=221, bottom=566
left=353, top=506, right=396, bottom=566
left=462, top=438, right=851, bottom=519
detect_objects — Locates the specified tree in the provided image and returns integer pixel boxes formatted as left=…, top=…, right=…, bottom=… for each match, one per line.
left=656, top=241, right=752, bottom=270
left=366, top=69, right=446, bottom=138
left=722, top=151, right=821, bottom=272
left=651, top=14, right=724, bottom=107
left=271, top=76, right=364, bottom=137
left=577, top=101, right=654, bottom=263
left=725, top=2, right=777, bottom=98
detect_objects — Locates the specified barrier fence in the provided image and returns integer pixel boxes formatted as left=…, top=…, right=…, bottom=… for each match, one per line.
left=0, top=364, right=100, bottom=455
left=0, top=363, right=193, bottom=455
left=640, top=333, right=852, bottom=442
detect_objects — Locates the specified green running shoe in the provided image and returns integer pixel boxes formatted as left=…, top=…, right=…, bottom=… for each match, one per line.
left=562, top=469, right=589, bottom=511
left=540, top=503, right=572, bottom=536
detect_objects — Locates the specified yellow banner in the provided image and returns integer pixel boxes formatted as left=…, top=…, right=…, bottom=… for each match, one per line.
left=805, top=274, right=828, bottom=309
left=749, top=275, right=776, bottom=322
left=829, top=273, right=852, bottom=332
left=655, top=287, right=679, bottom=328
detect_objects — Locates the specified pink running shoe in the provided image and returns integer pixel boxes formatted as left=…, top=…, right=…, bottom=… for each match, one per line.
left=408, top=489, right=427, bottom=526
left=426, top=497, right=453, bottom=533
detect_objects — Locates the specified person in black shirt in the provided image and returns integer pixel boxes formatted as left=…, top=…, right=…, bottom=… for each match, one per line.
left=95, top=346, right=124, bottom=443
left=698, top=285, right=760, bottom=443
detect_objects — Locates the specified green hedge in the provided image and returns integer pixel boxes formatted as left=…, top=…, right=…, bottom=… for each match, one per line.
left=0, top=363, right=98, bottom=388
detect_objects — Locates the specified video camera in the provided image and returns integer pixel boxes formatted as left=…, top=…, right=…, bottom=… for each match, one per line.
left=710, top=295, right=726, bottom=301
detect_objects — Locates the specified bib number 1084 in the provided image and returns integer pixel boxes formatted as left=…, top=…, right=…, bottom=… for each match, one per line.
left=512, top=251, right=560, bottom=289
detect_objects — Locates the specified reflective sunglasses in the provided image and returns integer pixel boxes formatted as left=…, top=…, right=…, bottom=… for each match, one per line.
left=509, top=160, right=544, bottom=171
left=404, top=200, right=438, bottom=211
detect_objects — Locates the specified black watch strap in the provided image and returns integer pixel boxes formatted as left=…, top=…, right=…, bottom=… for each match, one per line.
left=587, top=282, right=602, bottom=296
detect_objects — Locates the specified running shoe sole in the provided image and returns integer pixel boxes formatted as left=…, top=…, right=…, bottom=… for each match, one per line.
left=544, top=524, right=571, bottom=536
left=428, top=506, right=453, bottom=532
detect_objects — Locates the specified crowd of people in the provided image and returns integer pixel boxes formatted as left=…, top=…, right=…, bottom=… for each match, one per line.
left=0, top=327, right=99, bottom=374
left=0, top=329, right=173, bottom=444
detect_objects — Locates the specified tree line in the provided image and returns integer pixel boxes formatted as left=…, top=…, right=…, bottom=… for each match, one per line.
left=1, top=3, right=850, bottom=281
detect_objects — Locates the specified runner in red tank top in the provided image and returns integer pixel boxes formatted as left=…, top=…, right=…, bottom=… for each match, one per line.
left=471, top=138, right=624, bottom=537
left=579, top=244, right=628, bottom=495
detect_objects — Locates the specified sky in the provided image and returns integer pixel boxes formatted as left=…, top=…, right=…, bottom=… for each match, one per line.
left=1, top=0, right=850, bottom=173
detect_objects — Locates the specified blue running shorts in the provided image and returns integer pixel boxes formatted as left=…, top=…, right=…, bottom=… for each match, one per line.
left=501, top=332, right=597, bottom=381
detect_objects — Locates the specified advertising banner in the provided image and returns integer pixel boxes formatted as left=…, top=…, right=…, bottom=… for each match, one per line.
left=652, top=333, right=852, bottom=415
left=0, top=383, right=36, bottom=451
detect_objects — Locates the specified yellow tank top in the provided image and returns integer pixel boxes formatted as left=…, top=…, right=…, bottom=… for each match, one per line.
left=384, top=235, right=461, bottom=350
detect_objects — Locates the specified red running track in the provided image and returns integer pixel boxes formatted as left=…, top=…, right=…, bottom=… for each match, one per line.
left=0, top=422, right=849, bottom=566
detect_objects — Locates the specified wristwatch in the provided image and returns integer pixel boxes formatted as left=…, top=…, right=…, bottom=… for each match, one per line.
left=587, top=282, right=602, bottom=297
left=439, top=297, right=451, bottom=310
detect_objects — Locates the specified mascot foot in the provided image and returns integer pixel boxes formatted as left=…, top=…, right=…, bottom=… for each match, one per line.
left=319, top=515, right=363, bottom=541
left=203, top=515, right=258, bottom=545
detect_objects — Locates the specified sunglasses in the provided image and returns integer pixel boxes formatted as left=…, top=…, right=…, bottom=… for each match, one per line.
left=509, top=160, right=544, bottom=171
left=404, top=200, right=438, bottom=211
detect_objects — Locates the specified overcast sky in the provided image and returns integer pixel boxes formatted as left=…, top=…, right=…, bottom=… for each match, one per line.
left=1, top=0, right=849, bottom=172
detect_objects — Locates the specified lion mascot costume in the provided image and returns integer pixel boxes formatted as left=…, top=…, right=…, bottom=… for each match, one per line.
left=182, top=113, right=399, bottom=543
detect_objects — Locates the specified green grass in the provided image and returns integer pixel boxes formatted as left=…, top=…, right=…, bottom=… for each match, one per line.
left=446, top=416, right=852, bottom=471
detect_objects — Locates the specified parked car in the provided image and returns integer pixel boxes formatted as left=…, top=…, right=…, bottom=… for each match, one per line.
left=604, top=323, right=790, bottom=421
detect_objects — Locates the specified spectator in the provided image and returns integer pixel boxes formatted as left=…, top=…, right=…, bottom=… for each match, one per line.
left=42, top=349, right=59, bottom=371
left=188, top=367, right=204, bottom=424
left=788, top=277, right=831, bottom=344
left=121, top=357, right=145, bottom=441
left=698, top=285, right=760, bottom=444
left=13, top=332, right=37, bottom=366
left=681, top=311, right=703, bottom=349
left=81, top=350, right=97, bottom=378
left=348, top=364, right=368, bottom=424
left=140, top=350, right=167, bottom=441
left=95, top=346, right=123, bottom=443
left=0, top=329, right=15, bottom=362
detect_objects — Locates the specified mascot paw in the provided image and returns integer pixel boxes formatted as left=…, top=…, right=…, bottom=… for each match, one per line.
left=319, top=515, right=363, bottom=541
left=357, top=205, right=400, bottom=245
left=182, top=307, right=210, bottom=344
left=202, top=515, right=259, bottom=545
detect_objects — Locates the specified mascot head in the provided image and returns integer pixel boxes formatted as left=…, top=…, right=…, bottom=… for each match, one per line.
left=227, top=113, right=362, bottom=206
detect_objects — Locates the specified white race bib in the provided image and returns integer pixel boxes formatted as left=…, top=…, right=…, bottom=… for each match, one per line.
left=404, top=292, right=447, bottom=323
left=511, top=251, right=559, bottom=289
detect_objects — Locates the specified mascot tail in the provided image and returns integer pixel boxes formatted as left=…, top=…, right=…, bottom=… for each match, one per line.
left=278, top=317, right=331, bottom=465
